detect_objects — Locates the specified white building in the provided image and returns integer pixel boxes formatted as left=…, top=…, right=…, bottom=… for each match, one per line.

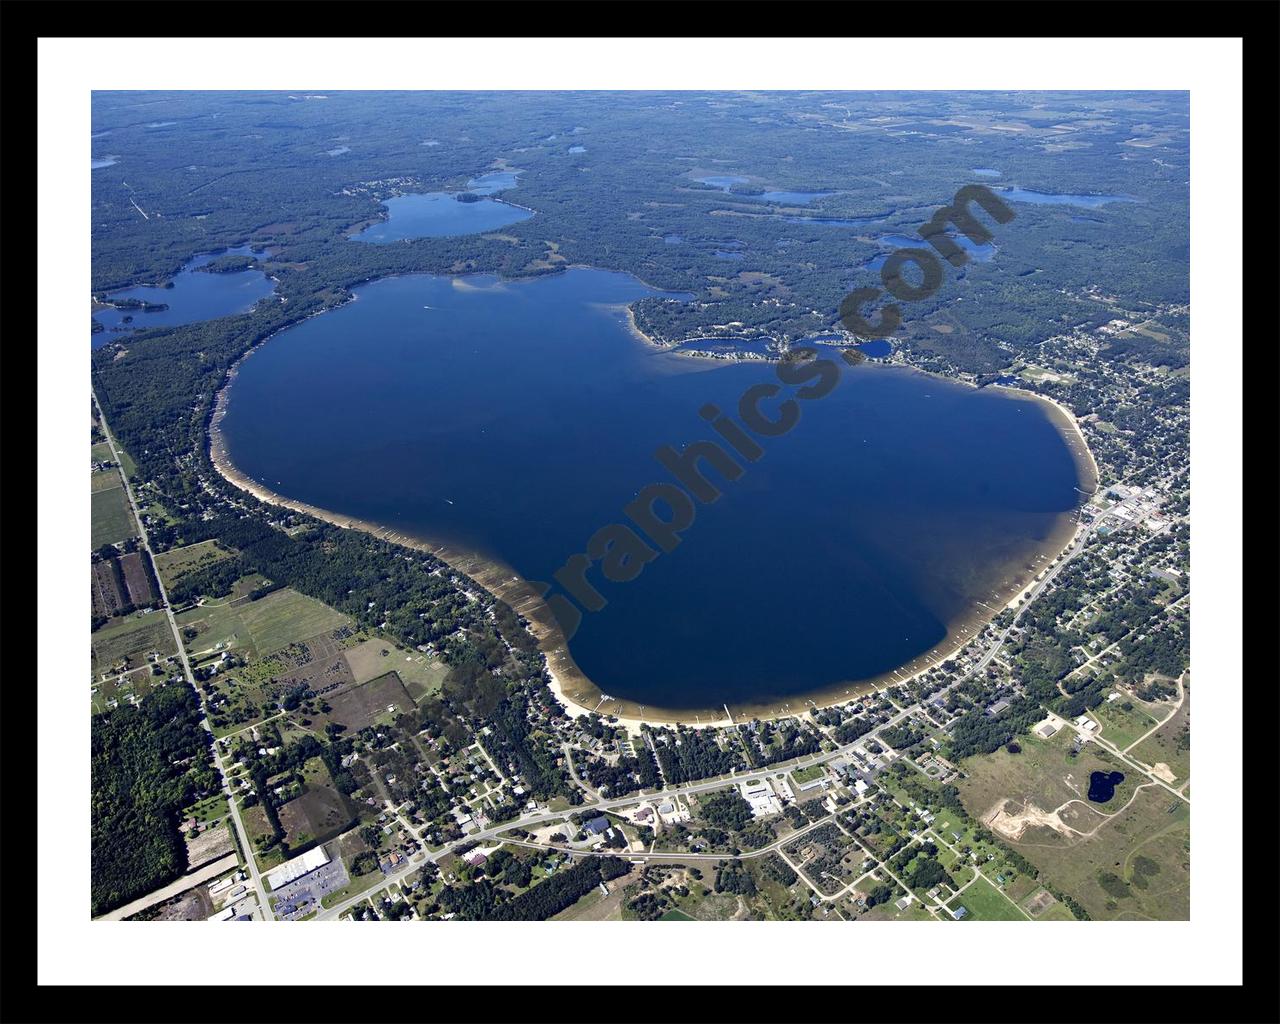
left=263, top=845, right=330, bottom=890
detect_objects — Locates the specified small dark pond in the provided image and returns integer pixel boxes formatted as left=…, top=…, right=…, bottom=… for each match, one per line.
left=1088, top=770, right=1125, bottom=803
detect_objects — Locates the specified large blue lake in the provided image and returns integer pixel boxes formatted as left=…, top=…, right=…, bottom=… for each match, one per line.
left=218, top=268, right=1086, bottom=713
left=92, top=246, right=275, bottom=347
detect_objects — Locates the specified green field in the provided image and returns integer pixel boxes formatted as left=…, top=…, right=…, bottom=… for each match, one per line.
left=178, top=584, right=350, bottom=661
left=947, top=876, right=1028, bottom=921
left=659, top=908, right=695, bottom=921
left=1089, top=698, right=1167, bottom=751
left=91, top=469, right=123, bottom=493
left=92, top=666, right=161, bottom=714
left=237, top=588, right=351, bottom=657
left=91, top=486, right=136, bottom=548
left=91, top=442, right=115, bottom=464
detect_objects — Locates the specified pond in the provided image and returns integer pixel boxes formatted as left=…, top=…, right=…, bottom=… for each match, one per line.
left=351, top=191, right=532, bottom=243
left=997, top=187, right=1139, bottom=209
left=218, top=268, right=1090, bottom=713
left=781, top=214, right=886, bottom=229
left=755, top=190, right=835, bottom=205
left=1088, top=770, right=1126, bottom=803
left=876, top=232, right=996, bottom=262
left=91, top=246, right=276, bottom=346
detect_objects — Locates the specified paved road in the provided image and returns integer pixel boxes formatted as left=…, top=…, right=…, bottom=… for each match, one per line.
left=93, top=393, right=275, bottom=920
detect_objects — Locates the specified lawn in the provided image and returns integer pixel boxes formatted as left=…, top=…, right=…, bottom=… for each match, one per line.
left=947, top=876, right=1028, bottom=921
left=92, top=666, right=161, bottom=714
left=91, top=486, right=136, bottom=548
left=178, top=600, right=254, bottom=659
left=791, top=763, right=827, bottom=785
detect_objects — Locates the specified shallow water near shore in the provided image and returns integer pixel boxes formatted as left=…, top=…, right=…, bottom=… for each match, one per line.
left=216, top=268, right=1090, bottom=715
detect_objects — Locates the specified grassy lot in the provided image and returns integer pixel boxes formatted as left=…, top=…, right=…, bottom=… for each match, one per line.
left=277, top=757, right=358, bottom=849
left=237, top=588, right=350, bottom=657
left=1089, top=697, right=1168, bottom=751
left=343, top=637, right=449, bottom=701
left=1023, top=886, right=1074, bottom=920
left=861, top=895, right=933, bottom=921
left=947, top=875, right=1028, bottom=921
left=320, top=672, right=413, bottom=733
left=91, top=442, right=115, bottom=464
left=153, top=539, right=235, bottom=590
left=91, top=615, right=177, bottom=679
left=178, top=584, right=347, bottom=661
left=91, top=469, right=123, bottom=493
left=791, top=763, right=827, bottom=785
left=91, top=486, right=136, bottom=548
left=183, top=792, right=230, bottom=826
left=116, top=446, right=138, bottom=480
left=1129, top=682, right=1190, bottom=787
left=177, top=599, right=255, bottom=659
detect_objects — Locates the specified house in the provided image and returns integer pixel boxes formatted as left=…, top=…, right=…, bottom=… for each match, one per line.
left=952, top=905, right=969, bottom=920
left=584, top=816, right=610, bottom=836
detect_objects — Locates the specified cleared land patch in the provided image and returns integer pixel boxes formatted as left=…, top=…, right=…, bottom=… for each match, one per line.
left=92, top=615, right=176, bottom=680
left=91, top=469, right=123, bottom=493
left=321, top=672, right=414, bottom=733
left=153, top=539, right=234, bottom=590
left=91, top=486, right=136, bottom=548
left=276, top=758, right=357, bottom=850
left=343, top=637, right=448, bottom=701
left=236, top=588, right=351, bottom=657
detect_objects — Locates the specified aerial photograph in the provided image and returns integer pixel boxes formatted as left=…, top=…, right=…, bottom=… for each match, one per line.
left=87, top=89, right=1190, bottom=925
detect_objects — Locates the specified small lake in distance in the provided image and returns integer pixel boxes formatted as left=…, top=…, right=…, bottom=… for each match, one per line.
left=353, top=169, right=532, bottom=243
left=92, top=246, right=276, bottom=346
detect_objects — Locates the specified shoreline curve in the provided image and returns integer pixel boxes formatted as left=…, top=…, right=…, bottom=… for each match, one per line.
left=207, top=296, right=1099, bottom=732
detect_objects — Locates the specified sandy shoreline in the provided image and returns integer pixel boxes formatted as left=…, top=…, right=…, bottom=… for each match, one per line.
left=207, top=305, right=1100, bottom=731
